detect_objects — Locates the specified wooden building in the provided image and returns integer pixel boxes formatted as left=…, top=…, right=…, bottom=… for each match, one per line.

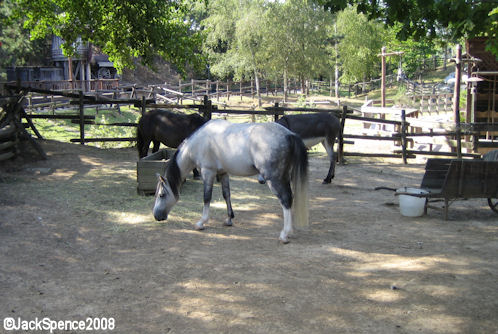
left=466, top=37, right=498, bottom=154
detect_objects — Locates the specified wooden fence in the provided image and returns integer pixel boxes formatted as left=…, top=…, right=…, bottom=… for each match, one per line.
left=3, top=84, right=491, bottom=163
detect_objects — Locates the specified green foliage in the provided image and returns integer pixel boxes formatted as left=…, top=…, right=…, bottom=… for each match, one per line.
left=203, top=0, right=333, bottom=84
left=336, top=5, right=384, bottom=84
left=0, top=1, right=51, bottom=70
left=384, top=23, right=440, bottom=77
left=203, top=0, right=267, bottom=81
left=266, top=0, right=333, bottom=81
left=317, top=0, right=498, bottom=58
left=7, top=0, right=206, bottom=75
left=485, top=7, right=498, bottom=57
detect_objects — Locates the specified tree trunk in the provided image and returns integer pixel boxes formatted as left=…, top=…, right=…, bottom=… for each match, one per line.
left=283, top=67, right=288, bottom=103
left=443, top=47, right=448, bottom=71
left=254, top=69, right=261, bottom=107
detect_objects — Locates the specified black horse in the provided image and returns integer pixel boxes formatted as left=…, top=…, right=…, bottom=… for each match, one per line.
left=137, top=109, right=208, bottom=177
left=276, top=113, right=341, bottom=184
left=137, top=109, right=207, bottom=158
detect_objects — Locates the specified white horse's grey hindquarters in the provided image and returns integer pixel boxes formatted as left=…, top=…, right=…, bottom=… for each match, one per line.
left=152, top=120, right=309, bottom=243
left=277, top=113, right=341, bottom=184
left=249, top=123, right=310, bottom=237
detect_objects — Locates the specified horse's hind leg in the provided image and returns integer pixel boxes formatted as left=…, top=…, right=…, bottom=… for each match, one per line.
left=266, top=179, right=293, bottom=243
left=195, top=169, right=216, bottom=230
left=322, top=138, right=335, bottom=184
left=219, top=173, right=235, bottom=226
left=192, top=168, right=201, bottom=180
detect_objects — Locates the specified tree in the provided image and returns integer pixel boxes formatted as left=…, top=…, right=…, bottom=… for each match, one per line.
left=0, top=1, right=51, bottom=71
left=7, top=0, right=205, bottom=74
left=203, top=0, right=268, bottom=106
left=278, top=0, right=332, bottom=94
left=316, top=0, right=498, bottom=57
left=335, top=5, right=384, bottom=84
left=205, top=0, right=333, bottom=102
left=383, top=23, right=441, bottom=78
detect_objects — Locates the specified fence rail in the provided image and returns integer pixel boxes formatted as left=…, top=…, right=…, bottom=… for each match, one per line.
left=3, top=84, right=493, bottom=163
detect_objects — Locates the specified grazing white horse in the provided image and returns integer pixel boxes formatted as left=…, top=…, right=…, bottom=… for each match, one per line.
left=152, top=119, right=309, bottom=243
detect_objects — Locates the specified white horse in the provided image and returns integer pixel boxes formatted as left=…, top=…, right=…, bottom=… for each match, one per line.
left=152, top=119, right=309, bottom=243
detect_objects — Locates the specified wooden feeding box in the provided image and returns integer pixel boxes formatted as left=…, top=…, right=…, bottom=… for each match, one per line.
left=137, top=149, right=172, bottom=195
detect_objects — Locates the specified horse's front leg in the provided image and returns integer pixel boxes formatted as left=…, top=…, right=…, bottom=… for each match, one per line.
left=195, top=170, right=216, bottom=230
left=152, top=141, right=160, bottom=153
left=219, top=173, right=234, bottom=226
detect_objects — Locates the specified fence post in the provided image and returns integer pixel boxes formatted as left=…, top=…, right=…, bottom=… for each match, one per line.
left=401, top=109, right=408, bottom=164
left=274, top=102, right=280, bottom=122
left=203, top=95, right=212, bottom=120
left=79, top=90, right=85, bottom=145
left=216, top=80, right=219, bottom=101
left=452, top=44, right=463, bottom=159
left=338, top=106, right=347, bottom=164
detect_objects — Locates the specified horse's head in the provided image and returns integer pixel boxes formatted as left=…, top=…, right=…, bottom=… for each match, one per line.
left=190, top=113, right=208, bottom=128
left=153, top=174, right=178, bottom=221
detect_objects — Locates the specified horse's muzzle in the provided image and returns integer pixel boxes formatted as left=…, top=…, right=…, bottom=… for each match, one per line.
left=153, top=211, right=168, bottom=221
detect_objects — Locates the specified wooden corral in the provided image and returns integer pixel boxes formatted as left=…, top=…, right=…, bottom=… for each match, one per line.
left=1, top=82, right=490, bottom=165
left=0, top=95, right=46, bottom=161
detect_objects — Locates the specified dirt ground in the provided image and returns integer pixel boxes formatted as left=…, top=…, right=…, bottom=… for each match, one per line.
left=0, top=140, right=497, bottom=334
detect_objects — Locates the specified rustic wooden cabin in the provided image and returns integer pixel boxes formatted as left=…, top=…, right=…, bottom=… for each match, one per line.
left=466, top=37, right=498, bottom=154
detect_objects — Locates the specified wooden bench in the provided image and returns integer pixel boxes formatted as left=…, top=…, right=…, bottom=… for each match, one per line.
left=408, top=158, right=498, bottom=219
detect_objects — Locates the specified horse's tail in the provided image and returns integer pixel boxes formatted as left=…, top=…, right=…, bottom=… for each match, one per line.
left=288, top=134, right=309, bottom=229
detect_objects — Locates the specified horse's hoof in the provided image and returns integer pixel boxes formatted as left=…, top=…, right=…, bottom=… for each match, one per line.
left=194, top=223, right=205, bottom=230
left=224, top=219, right=233, bottom=227
left=279, top=238, right=290, bottom=244
left=322, top=179, right=332, bottom=184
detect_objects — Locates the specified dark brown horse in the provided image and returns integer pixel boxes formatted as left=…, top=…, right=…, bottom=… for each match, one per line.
left=137, top=109, right=207, bottom=178
left=276, top=113, right=341, bottom=184
left=137, top=109, right=207, bottom=158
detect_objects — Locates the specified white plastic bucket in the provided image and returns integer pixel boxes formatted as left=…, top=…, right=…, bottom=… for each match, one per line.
left=396, top=187, right=428, bottom=217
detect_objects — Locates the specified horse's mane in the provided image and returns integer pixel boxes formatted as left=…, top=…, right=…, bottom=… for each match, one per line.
left=166, top=150, right=182, bottom=199
left=277, top=116, right=290, bottom=129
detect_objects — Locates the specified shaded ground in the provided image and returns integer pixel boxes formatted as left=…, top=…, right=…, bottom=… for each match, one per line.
left=0, top=140, right=497, bottom=334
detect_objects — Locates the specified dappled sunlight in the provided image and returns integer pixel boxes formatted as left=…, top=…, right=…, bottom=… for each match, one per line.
left=79, top=155, right=105, bottom=167
left=364, top=289, right=404, bottom=303
left=327, top=247, right=480, bottom=276
left=107, top=211, right=151, bottom=225
left=3, top=141, right=498, bottom=333
left=170, top=229, right=252, bottom=241
left=161, top=279, right=255, bottom=324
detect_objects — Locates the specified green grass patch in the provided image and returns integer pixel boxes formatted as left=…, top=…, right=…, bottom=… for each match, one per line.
left=27, top=105, right=141, bottom=149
